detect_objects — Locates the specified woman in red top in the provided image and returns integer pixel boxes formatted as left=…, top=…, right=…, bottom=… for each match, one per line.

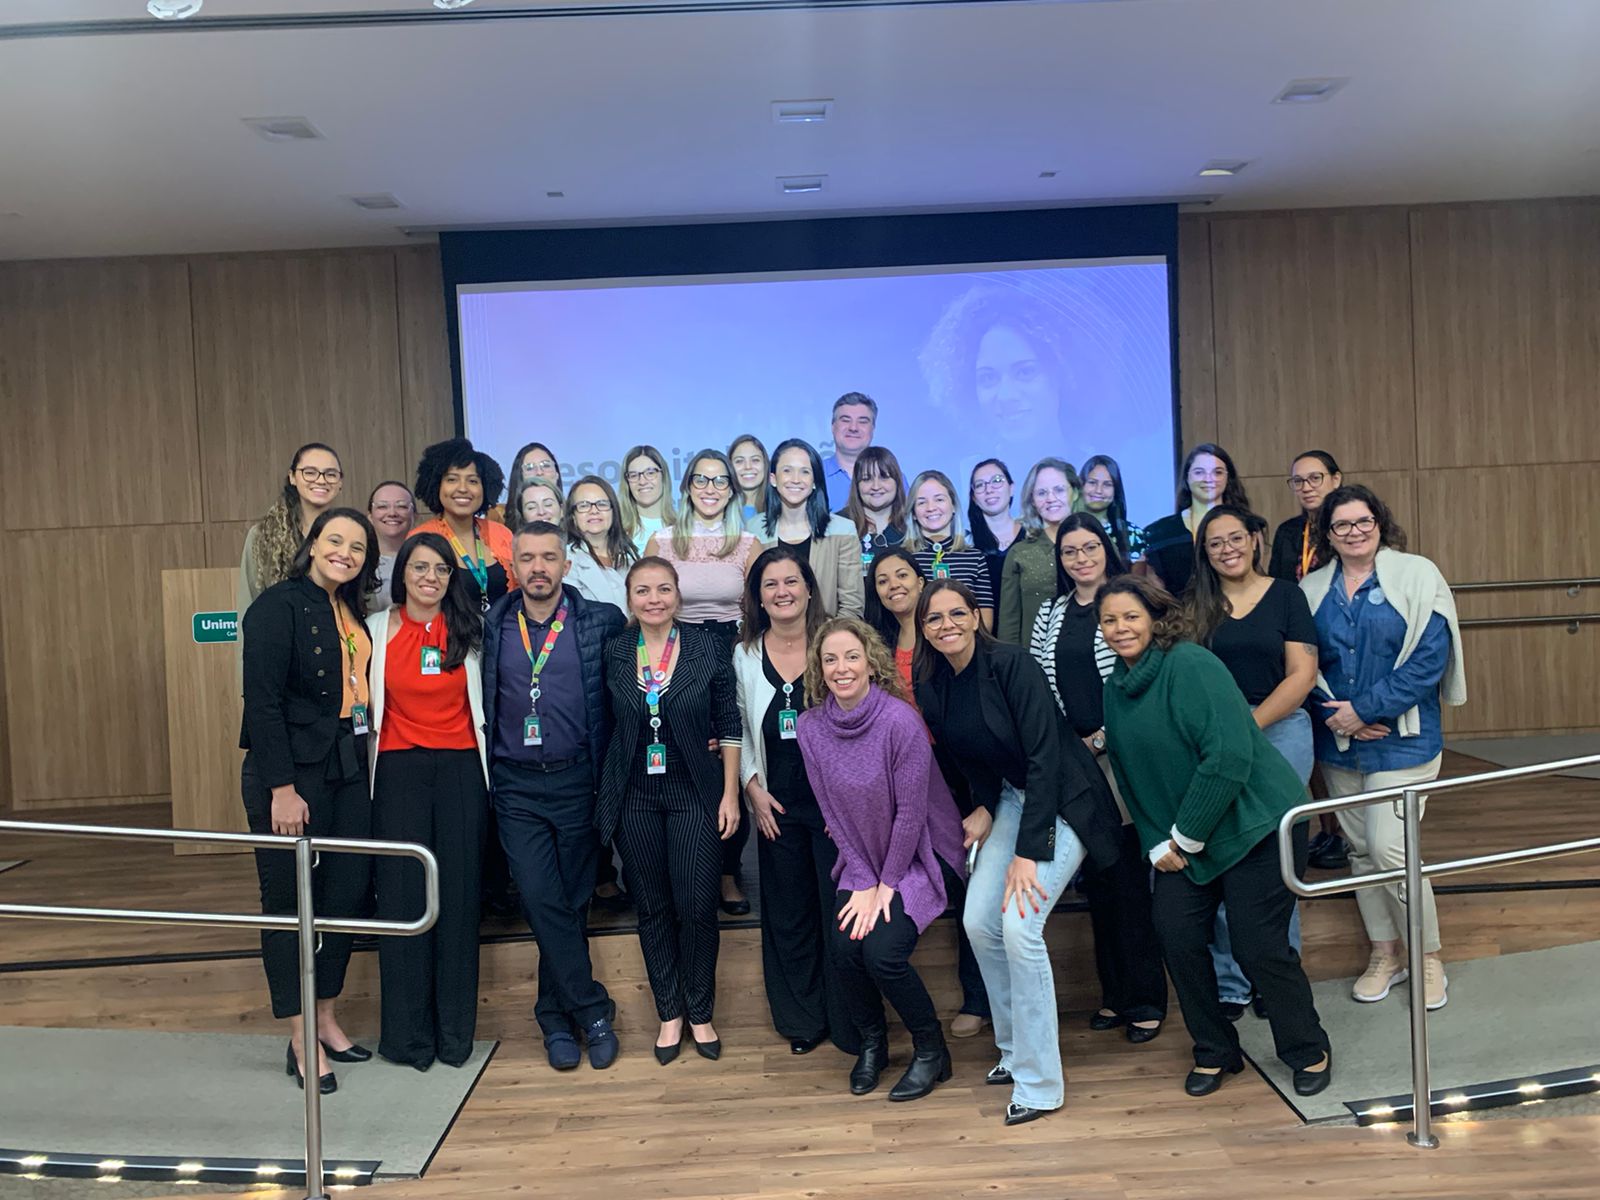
left=867, top=548, right=927, bottom=703
left=366, top=532, right=489, bottom=1070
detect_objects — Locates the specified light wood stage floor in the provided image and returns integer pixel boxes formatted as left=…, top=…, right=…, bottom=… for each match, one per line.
left=2, top=749, right=1599, bottom=1200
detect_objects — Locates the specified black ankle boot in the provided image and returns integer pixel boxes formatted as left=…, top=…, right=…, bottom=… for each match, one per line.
left=849, top=1031, right=889, bottom=1095
left=888, top=1039, right=951, bottom=1102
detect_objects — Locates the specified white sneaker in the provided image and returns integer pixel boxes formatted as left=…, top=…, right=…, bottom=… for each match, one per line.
left=1352, top=950, right=1408, bottom=1003
left=1423, top=955, right=1448, bottom=1011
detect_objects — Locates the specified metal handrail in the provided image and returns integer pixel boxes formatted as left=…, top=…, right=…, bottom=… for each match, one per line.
left=0, top=818, right=440, bottom=1200
left=1458, top=613, right=1598, bottom=630
left=1277, top=752, right=1600, bottom=1149
left=1451, top=577, right=1596, bottom=593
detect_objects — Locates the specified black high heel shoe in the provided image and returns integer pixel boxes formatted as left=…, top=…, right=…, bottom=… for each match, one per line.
left=320, top=1039, right=372, bottom=1063
left=286, top=1042, right=337, bottom=1095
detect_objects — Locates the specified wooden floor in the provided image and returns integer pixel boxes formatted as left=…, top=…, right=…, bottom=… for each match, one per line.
left=3, top=749, right=1600, bottom=1199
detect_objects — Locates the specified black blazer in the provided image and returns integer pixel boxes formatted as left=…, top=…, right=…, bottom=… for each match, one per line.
left=239, top=575, right=371, bottom=788
left=916, top=638, right=1121, bottom=870
left=595, top=623, right=742, bottom=843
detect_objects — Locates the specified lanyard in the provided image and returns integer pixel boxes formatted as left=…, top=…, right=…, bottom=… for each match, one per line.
left=333, top=602, right=363, bottom=701
left=517, top=601, right=568, bottom=713
left=637, top=625, right=680, bottom=726
left=445, top=519, right=490, bottom=598
left=1298, top=521, right=1315, bottom=581
left=931, top=538, right=947, bottom=568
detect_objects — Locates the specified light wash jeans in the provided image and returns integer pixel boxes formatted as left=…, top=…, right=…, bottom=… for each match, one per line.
left=1212, top=708, right=1313, bottom=1004
left=963, top=784, right=1085, bottom=1111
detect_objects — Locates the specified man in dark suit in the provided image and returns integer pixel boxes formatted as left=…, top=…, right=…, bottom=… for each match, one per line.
left=483, top=521, right=626, bottom=1071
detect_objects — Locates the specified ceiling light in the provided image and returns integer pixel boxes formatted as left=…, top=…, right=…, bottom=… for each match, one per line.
left=1197, top=159, right=1249, bottom=177
left=434, top=0, right=475, bottom=9
left=778, top=175, right=826, bottom=195
left=348, top=193, right=404, bottom=210
left=147, top=0, right=202, bottom=17
left=772, top=100, right=834, bottom=125
left=243, top=116, right=324, bottom=143
left=1273, top=77, right=1349, bottom=104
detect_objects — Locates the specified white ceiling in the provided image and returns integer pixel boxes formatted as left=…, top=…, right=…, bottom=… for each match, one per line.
left=1, top=0, right=1598, bottom=259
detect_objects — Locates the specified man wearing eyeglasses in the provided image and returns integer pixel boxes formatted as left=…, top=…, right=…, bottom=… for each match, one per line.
left=821, top=392, right=878, bottom=512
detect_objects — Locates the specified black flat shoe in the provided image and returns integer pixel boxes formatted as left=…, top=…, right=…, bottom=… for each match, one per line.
left=1126, top=1022, right=1162, bottom=1045
left=693, top=1036, right=722, bottom=1061
left=985, top=1064, right=1013, bottom=1086
left=849, top=1033, right=889, bottom=1095
left=888, top=1045, right=951, bottom=1102
left=320, top=1040, right=372, bottom=1063
left=790, top=1035, right=824, bottom=1055
left=719, top=897, right=751, bottom=916
left=1184, top=1063, right=1243, bottom=1097
left=1088, top=1010, right=1125, bottom=1031
left=1004, top=1103, right=1047, bottom=1126
left=286, top=1042, right=336, bottom=1094
left=1251, top=994, right=1269, bottom=1020
left=1293, top=1052, right=1333, bottom=1096
left=653, top=1039, right=682, bottom=1066
left=1220, top=1001, right=1246, bottom=1023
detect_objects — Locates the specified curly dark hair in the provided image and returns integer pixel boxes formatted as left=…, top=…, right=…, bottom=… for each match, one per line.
left=414, top=438, right=504, bottom=517
left=1313, top=483, right=1408, bottom=563
left=919, top=284, right=1068, bottom=418
left=1094, top=573, right=1193, bottom=652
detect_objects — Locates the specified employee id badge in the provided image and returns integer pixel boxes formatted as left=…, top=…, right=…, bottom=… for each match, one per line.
left=861, top=550, right=875, bottom=569
left=932, top=562, right=950, bottom=580
left=646, top=742, right=668, bottom=775
left=350, top=703, right=370, bottom=735
left=523, top=714, right=543, bottom=746
left=420, top=645, right=442, bottom=675
left=778, top=708, right=799, bottom=739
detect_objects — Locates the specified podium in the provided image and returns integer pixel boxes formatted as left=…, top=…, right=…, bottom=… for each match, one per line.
left=161, top=568, right=247, bottom=856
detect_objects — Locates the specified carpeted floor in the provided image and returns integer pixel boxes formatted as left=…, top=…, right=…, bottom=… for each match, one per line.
left=1444, top=733, right=1600, bottom=780
left=1235, top=940, right=1600, bottom=1122
left=0, top=1027, right=494, bottom=1179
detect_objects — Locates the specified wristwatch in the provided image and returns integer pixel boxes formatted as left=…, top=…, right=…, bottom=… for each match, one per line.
left=1090, top=730, right=1107, bottom=754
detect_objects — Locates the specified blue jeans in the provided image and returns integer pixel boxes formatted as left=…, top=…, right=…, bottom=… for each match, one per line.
left=962, top=784, right=1084, bottom=1111
left=1212, top=708, right=1312, bottom=1004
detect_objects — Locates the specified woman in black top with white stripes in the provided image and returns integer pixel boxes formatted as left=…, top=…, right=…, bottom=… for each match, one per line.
left=1028, top=514, right=1168, bottom=1042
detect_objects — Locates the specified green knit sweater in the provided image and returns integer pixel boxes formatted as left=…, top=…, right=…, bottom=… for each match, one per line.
left=1103, top=641, right=1302, bottom=884
left=998, top=532, right=1056, bottom=644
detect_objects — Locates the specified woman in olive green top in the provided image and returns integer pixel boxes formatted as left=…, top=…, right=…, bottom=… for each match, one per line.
left=1097, top=575, right=1331, bottom=1099
left=997, top=458, right=1079, bottom=643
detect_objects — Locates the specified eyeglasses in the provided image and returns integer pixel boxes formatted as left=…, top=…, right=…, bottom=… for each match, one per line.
left=1330, top=516, right=1378, bottom=538
left=1033, top=485, right=1071, bottom=500
left=524, top=459, right=556, bottom=475
left=922, top=608, right=971, bottom=628
left=1287, top=472, right=1327, bottom=490
left=973, top=474, right=1008, bottom=491
left=406, top=561, right=454, bottom=580
left=1059, top=543, right=1103, bottom=562
left=625, top=466, right=662, bottom=482
left=370, top=500, right=413, bottom=514
left=573, top=499, right=612, bottom=514
left=691, top=473, right=732, bottom=491
left=297, top=467, right=343, bottom=484
left=1205, top=531, right=1251, bottom=553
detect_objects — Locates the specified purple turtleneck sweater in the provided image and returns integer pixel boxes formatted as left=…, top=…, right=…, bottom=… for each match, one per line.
left=797, top=683, right=967, bottom=933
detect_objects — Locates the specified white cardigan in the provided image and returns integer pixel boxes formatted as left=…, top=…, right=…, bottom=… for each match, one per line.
left=732, top=640, right=776, bottom=792
left=364, top=606, right=489, bottom=791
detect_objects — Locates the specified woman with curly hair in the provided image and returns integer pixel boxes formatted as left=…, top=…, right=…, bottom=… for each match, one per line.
left=409, top=438, right=513, bottom=614
left=1098, top=574, right=1331, bottom=1099
left=795, top=615, right=967, bottom=1102
left=240, top=442, right=346, bottom=610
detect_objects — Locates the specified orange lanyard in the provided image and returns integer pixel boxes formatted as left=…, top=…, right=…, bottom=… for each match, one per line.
left=1298, top=521, right=1315, bottom=580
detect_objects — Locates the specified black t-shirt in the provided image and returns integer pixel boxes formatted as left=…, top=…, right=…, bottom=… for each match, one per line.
left=1268, top=513, right=1311, bottom=582
left=1054, top=598, right=1104, bottom=736
left=761, top=645, right=814, bottom=804
left=1207, top=577, right=1318, bottom=705
left=1142, top=513, right=1195, bottom=597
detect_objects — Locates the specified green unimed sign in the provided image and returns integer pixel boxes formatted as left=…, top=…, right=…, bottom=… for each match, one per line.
left=192, top=611, right=239, bottom=644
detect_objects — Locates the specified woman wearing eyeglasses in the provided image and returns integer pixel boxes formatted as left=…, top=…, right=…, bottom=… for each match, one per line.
left=1141, top=443, right=1251, bottom=600
left=1301, top=485, right=1465, bottom=1011
left=754, top=438, right=865, bottom=619
left=241, top=442, right=346, bottom=610
left=1269, top=450, right=1343, bottom=583
left=619, top=444, right=677, bottom=554
left=967, top=459, right=1020, bottom=603
left=409, top=438, right=515, bottom=615
left=562, top=475, right=637, bottom=612
left=997, top=457, right=1080, bottom=644
left=841, top=446, right=910, bottom=575
left=367, top=481, right=417, bottom=602
left=489, top=441, right=564, bottom=525
left=364, top=532, right=488, bottom=1071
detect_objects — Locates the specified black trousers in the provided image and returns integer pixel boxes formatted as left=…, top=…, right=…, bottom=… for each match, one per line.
left=829, top=888, right=943, bottom=1052
left=241, top=749, right=373, bottom=1020
left=372, top=747, right=487, bottom=1069
left=1083, top=823, right=1169, bottom=1024
left=1151, top=828, right=1329, bottom=1071
left=493, top=757, right=612, bottom=1036
left=616, top=771, right=722, bottom=1024
left=756, top=795, right=858, bottom=1052
left=697, top=619, right=750, bottom=884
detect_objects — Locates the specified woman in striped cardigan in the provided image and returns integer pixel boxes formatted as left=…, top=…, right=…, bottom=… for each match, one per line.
left=1028, top=514, right=1167, bottom=1041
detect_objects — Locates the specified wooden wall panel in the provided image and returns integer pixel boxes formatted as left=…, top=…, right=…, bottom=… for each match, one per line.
left=1411, top=200, right=1600, bottom=469
left=397, top=245, right=456, bottom=471
left=0, top=258, right=203, bottom=531
left=204, top=520, right=254, bottom=573
left=1415, top=463, right=1600, bottom=585
left=1176, top=215, right=1216, bottom=450
left=2, top=524, right=208, bottom=806
left=1209, top=209, right=1416, bottom=478
left=191, top=250, right=408, bottom=523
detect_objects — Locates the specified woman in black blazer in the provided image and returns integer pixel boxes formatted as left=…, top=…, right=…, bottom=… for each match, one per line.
left=598, top=556, right=743, bottom=1064
left=240, top=507, right=380, bottom=1094
left=914, top=578, right=1122, bottom=1127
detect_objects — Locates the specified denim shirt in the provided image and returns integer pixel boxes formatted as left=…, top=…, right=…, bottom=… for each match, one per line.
left=1311, top=564, right=1450, bottom=773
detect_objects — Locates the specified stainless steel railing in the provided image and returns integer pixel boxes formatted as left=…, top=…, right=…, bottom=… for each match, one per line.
left=0, top=818, right=440, bottom=1200
left=1277, top=753, right=1600, bottom=1148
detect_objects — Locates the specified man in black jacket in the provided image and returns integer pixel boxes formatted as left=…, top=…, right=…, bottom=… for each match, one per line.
left=483, top=522, right=626, bottom=1071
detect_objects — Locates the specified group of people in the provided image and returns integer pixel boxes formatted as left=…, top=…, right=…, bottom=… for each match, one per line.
left=235, top=393, right=1466, bottom=1125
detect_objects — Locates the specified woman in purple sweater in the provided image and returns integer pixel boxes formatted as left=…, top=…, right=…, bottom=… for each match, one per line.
left=797, top=616, right=969, bottom=1103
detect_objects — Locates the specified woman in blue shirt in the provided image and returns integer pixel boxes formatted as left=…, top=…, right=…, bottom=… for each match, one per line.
left=1300, top=485, right=1465, bottom=1013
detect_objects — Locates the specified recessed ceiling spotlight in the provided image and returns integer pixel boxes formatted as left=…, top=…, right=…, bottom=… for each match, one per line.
left=1273, top=77, right=1349, bottom=104
left=147, top=0, right=202, bottom=17
left=1038, top=170, right=1058, bottom=179
left=771, top=100, right=834, bottom=125
left=778, top=175, right=826, bottom=195
left=1197, top=159, right=1250, bottom=177
left=434, top=0, right=475, bottom=9
left=348, top=193, right=404, bottom=211
left=242, top=116, right=324, bottom=142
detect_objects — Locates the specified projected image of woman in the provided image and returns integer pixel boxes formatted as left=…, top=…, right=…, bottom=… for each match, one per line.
left=754, top=438, right=865, bottom=620
left=620, top=444, right=677, bottom=554
left=728, top=434, right=771, bottom=525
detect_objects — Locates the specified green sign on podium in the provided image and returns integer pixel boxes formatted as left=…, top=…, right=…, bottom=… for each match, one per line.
left=192, top=611, right=239, bottom=644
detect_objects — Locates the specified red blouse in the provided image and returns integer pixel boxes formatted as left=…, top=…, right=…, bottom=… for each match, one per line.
left=379, top=609, right=477, bottom=754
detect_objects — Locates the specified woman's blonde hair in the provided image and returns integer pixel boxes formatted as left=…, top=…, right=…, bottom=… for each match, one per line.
left=805, top=615, right=908, bottom=708
left=904, top=469, right=968, bottom=552
left=671, top=448, right=744, bottom=558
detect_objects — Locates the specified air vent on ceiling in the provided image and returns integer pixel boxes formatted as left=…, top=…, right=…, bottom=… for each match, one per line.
left=778, top=175, right=826, bottom=195
left=348, top=193, right=403, bottom=211
left=772, top=100, right=834, bottom=125
left=242, top=116, right=325, bottom=143
left=1273, top=77, right=1349, bottom=105
left=1197, top=159, right=1250, bottom=177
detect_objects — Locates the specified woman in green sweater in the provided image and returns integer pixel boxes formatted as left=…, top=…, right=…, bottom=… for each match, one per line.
left=1097, top=575, right=1332, bottom=1099
left=996, top=457, right=1080, bottom=643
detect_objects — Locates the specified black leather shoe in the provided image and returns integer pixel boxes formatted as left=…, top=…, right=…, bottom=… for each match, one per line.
left=1004, top=1103, right=1047, bottom=1126
left=286, top=1042, right=336, bottom=1094
left=985, top=1064, right=1013, bottom=1086
left=1184, top=1063, right=1243, bottom=1097
left=1309, top=834, right=1350, bottom=871
left=653, top=1039, right=682, bottom=1066
left=1088, top=1009, right=1125, bottom=1031
left=1293, top=1052, right=1333, bottom=1096
left=320, top=1040, right=372, bottom=1063
left=849, top=1032, right=889, bottom=1095
left=719, top=897, right=751, bottom=916
left=790, top=1035, right=824, bottom=1055
left=1126, top=1022, right=1162, bottom=1045
left=1251, top=993, right=1269, bottom=1020
left=1220, top=1001, right=1246, bottom=1023
left=693, top=1036, right=722, bottom=1061
left=888, top=1045, right=951, bottom=1102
